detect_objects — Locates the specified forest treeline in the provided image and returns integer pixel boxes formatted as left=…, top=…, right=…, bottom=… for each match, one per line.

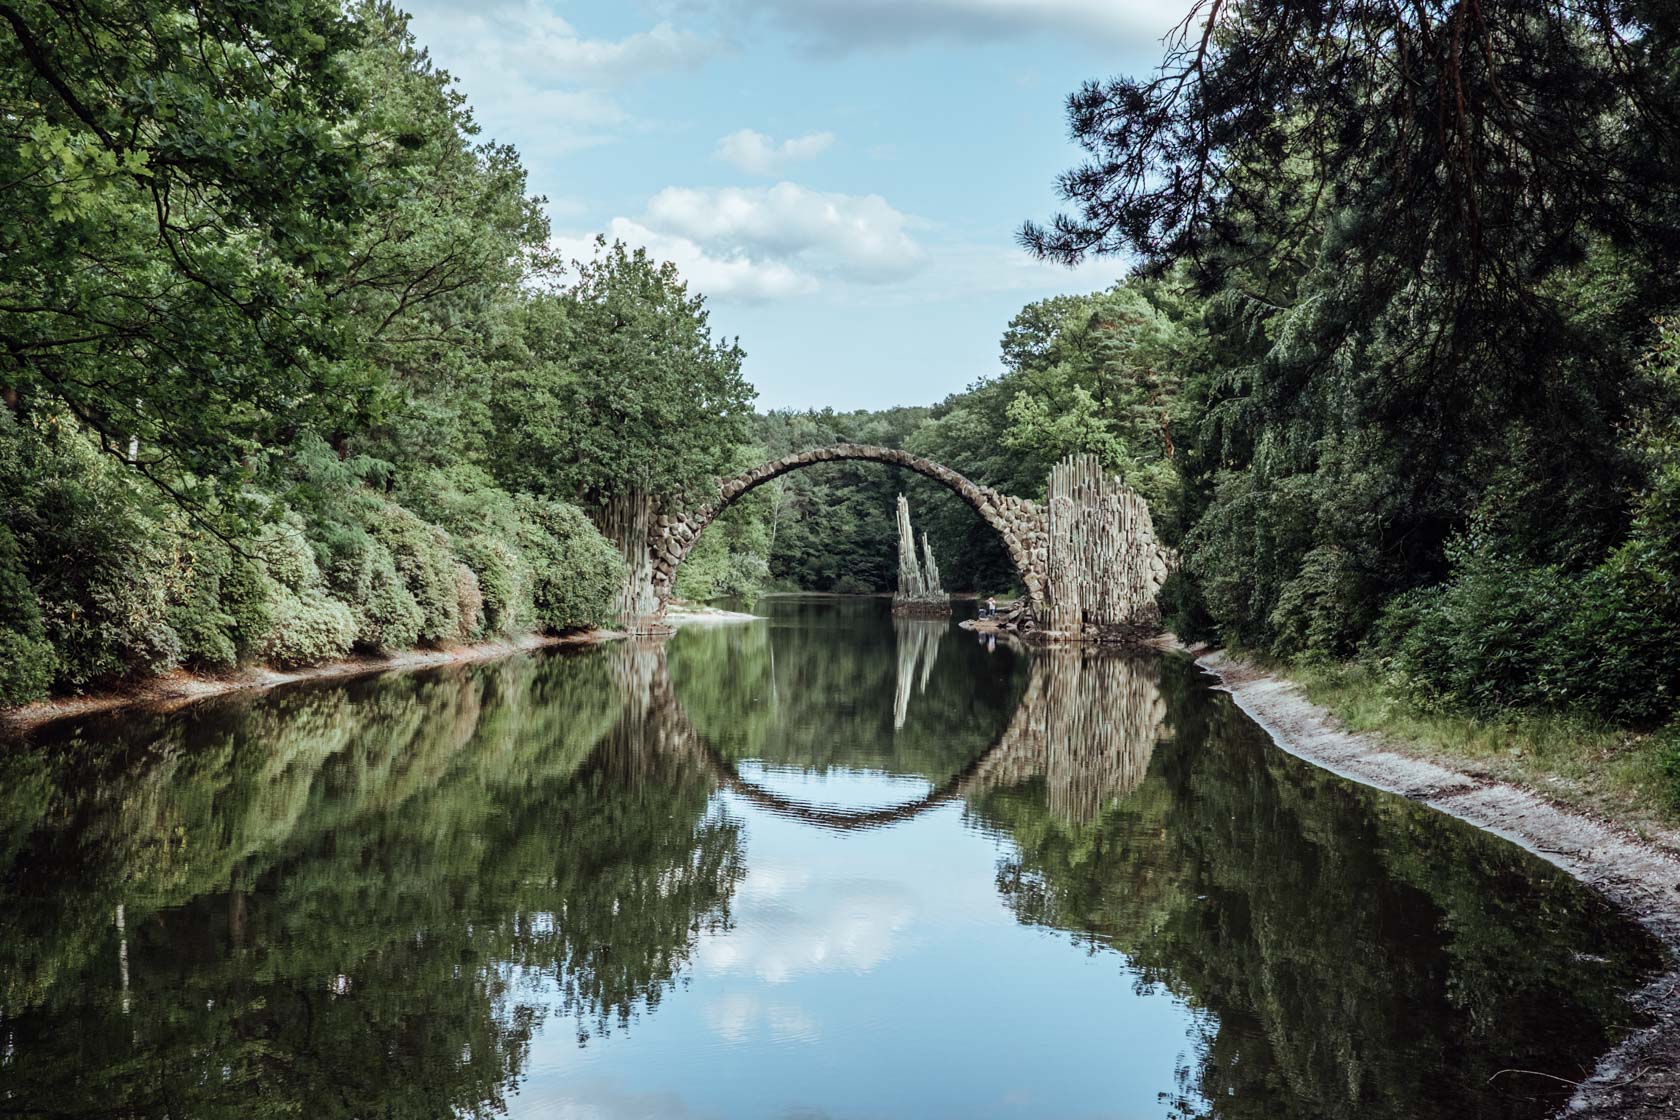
left=0, top=0, right=753, bottom=707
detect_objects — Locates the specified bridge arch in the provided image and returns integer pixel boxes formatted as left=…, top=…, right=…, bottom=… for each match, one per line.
left=646, top=443, right=1049, bottom=616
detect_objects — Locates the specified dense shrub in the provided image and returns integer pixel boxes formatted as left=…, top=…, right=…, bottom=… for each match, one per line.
left=515, top=497, right=624, bottom=631
left=1373, top=544, right=1680, bottom=725
left=457, top=533, right=531, bottom=635
left=167, top=536, right=243, bottom=670
left=368, top=503, right=461, bottom=644
left=454, top=562, right=485, bottom=640
left=254, top=517, right=357, bottom=668
left=1268, top=545, right=1375, bottom=659
left=165, top=533, right=280, bottom=671
left=0, top=525, right=54, bottom=706
left=261, top=587, right=357, bottom=668
left=11, top=426, right=182, bottom=689
left=317, top=524, right=424, bottom=652
left=219, top=554, right=274, bottom=664
left=0, top=413, right=631, bottom=708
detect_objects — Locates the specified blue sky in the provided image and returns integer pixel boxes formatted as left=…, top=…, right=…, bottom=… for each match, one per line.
left=400, top=0, right=1190, bottom=410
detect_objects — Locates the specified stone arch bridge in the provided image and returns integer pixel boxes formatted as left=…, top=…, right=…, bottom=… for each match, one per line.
left=612, top=443, right=1171, bottom=639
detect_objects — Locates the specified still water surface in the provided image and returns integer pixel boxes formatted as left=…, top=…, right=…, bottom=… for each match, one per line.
left=0, top=596, right=1663, bottom=1118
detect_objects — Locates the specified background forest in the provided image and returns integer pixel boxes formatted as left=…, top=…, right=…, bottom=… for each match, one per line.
left=3, top=0, right=1678, bottom=751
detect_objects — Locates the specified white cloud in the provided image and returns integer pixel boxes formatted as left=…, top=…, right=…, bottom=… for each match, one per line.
left=554, top=185, right=1128, bottom=306
left=401, top=1, right=717, bottom=161
left=712, top=0, right=1182, bottom=52
left=554, top=219, right=818, bottom=302
left=714, top=128, right=836, bottom=175
left=410, top=2, right=716, bottom=86
left=645, top=183, right=924, bottom=281
left=471, top=83, right=631, bottom=157
left=554, top=182, right=926, bottom=303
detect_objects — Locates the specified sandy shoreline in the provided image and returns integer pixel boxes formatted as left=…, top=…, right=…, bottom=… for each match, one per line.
left=0, top=629, right=618, bottom=736
left=1186, top=646, right=1680, bottom=1118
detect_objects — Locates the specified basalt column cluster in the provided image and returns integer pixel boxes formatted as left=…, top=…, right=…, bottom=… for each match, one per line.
left=892, top=494, right=950, bottom=618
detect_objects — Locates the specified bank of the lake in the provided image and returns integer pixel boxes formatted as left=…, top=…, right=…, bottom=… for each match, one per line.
left=1189, top=646, right=1680, bottom=1118
left=0, top=630, right=616, bottom=736
left=0, top=601, right=771, bottom=735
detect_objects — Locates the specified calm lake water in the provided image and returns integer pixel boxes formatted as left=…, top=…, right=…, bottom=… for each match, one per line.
left=0, top=595, right=1664, bottom=1119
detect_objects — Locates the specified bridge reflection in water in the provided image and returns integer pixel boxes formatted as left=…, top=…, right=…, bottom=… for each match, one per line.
left=606, top=631, right=1169, bottom=831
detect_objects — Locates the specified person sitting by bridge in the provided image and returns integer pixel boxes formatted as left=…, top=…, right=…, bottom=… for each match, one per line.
left=979, top=596, right=997, bottom=620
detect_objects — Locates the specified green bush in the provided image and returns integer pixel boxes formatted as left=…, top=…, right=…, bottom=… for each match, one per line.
left=219, top=553, right=275, bottom=663
left=317, top=524, right=424, bottom=652
left=261, top=586, right=357, bottom=668
left=1373, top=543, right=1679, bottom=725
left=256, top=516, right=323, bottom=595
left=0, top=525, right=54, bottom=706
left=454, top=562, right=484, bottom=640
left=253, top=515, right=356, bottom=667
left=368, top=503, right=460, bottom=644
left=1268, top=545, right=1374, bottom=659
left=515, top=496, right=624, bottom=631
left=457, top=533, right=532, bottom=635
left=167, top=536, right=242, bottom=670
left=164, top=534, right=276, bottom=671
left=13, top=427, right=182, bottom=689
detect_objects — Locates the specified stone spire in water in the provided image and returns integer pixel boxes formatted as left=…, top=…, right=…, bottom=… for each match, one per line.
left=920, top=531, right=943, bottom=594
left=893, top=495, right=949, bottom=616
left=896, top=495, right=926, bottom=598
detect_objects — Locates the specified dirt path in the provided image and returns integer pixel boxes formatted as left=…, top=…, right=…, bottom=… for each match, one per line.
left=0, top=630, right=617, bottom=736
left=1190, top=648, right=1680, bottom=1118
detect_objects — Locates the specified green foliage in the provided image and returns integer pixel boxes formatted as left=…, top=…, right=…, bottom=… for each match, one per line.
left=458, top=532, right=532, bottom=636
left=515, top=496, right=624, bottom=632
left=368, top=503, right=463, bottom=644
left=486, top=241, right=755, bottom=506
left=166, top=535, right=272, bottom=670
left=1, top=416, right=183, bottom=689
left=261, top=586, right=358, bottom=669
left=1373, top=542, right=1679, bottom=725
left=255, top=517, right=357, bottom=668
left=0, top=524, right=54, bottom=705
left=318, top=524, right=426, bottom=653
left=1012, top=0, right=1680, bottom=732
left=0, top=0, right=378, bottom=503
left=0, top=0, right=758, bottom=699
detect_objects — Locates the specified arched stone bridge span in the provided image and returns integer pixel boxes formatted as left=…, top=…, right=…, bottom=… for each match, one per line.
left=646, top=444, right=1049, bottom=613
left=614, top=445, right=1171, bottom=639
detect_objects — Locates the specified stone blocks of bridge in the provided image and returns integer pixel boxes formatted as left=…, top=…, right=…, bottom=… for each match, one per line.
left=629, top=444, right=1169, bottom=641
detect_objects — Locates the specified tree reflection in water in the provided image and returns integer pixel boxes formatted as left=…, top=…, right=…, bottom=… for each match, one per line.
left=0, top=650, right=741, bottom=1118
left=0, top=603, right=1662, bottom=1120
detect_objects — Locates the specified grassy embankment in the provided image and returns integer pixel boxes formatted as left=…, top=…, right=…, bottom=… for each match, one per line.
left=1261, top=657, right=1680, bottom=843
